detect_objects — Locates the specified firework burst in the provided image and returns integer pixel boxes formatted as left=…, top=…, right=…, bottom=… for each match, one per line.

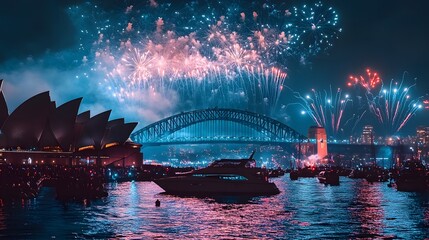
left=347, top=68, right=381, bottom=93
left=423, top=96, right=429, bottom=109
left=289, top=86, right=357, bottom=138
left=347, top=70, right=423, bottom=135
left=369, top=79, right=423, bottom=134
left=288, top=1, right=341, bottom=60
left=67, top=0, right=341, bottom=117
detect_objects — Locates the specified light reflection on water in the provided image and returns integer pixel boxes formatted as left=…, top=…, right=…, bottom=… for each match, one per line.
left=0, top=177, right=429, bottom=239
left=348, top=180, right=385, bottom=238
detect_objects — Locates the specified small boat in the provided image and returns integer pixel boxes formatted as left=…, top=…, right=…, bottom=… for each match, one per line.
left=317, top=170, right=340, bottom=185
left=297, top=166, right=318, bottom=178
left=348, top=169, right=366, bottom=179
left=268, top=168, right=285, bottom=178
left=290, top=170, right=299, bottom=180
left=153, top=152, right=280, bottom=196
left=349, top=166, right=388, bottom=182
left=364, top=166, right=389, bottom=183
left=394, top=160, right=428, bottom=192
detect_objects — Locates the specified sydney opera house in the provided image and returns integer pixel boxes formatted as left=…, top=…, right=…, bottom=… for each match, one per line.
left=0, top=80, right=142, bottom=166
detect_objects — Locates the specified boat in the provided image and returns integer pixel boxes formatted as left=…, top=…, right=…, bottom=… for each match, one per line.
left=268, top=167, right=285, bottom=178
left=364, top=165, right=389, bottom=183
left=297, top=166, right=318, bottom=178
left=317, top=170, right=340, bottom=185
left=348, top=169, right=366, bottom=179
left=348, top=166, right=388, bottom=182
left=394, top=160, right=428, bottom=192
left=153, top=152, right=280, bottom=196
left=290, top=170, right=299, bottom=180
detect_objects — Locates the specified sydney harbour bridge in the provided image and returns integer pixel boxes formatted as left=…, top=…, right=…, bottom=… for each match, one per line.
left=130, top=108, right=408, bottom=166
left=130, top=108, right=309, bottom=159
left=130, top=108, right=307, bottom=146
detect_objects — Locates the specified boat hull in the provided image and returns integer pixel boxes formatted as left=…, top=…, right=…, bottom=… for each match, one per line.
left=317, top=176, right=340, bottom=185
left=317, top=171, right=340, bottom=185
left=154, top=177, right=280, bottom=196
left=395, top=179, right=428, bottom=192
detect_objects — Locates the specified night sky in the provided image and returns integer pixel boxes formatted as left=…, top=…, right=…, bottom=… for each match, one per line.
left=0, top=0, right=428, bottom=137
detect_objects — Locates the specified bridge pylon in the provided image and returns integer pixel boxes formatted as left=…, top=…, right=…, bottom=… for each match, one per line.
left=308, top=126, right=328, bottom=161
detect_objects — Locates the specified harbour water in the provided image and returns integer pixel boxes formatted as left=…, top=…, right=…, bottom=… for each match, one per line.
left=1, top=176, right=429, bottom=239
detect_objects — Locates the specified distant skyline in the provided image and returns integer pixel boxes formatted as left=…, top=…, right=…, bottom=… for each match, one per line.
left=0, top=0, right=428, bottom=137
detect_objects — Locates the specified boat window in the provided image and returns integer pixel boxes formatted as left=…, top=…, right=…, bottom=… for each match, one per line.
left=192, top=174, right=206, bottom=177
left=219, top=175, right=247, bottom=181
left=210, top=161, right=243, bottom=167
left=192, top=173, right=248, bottom=180
left=209, top=159, right=256, bottom=168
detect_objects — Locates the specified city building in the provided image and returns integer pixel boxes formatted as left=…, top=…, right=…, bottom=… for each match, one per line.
left=361, top=125, right=374, bottom=144
left=0, top=80, right=142, bottom=166
left=416, top=126, right=429, bottom=145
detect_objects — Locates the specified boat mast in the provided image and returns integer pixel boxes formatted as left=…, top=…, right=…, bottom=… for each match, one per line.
left=249, top=150, right=256, bottom=160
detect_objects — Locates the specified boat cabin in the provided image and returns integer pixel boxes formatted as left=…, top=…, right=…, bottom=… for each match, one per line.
left=209, top=159, right=256, bottom=168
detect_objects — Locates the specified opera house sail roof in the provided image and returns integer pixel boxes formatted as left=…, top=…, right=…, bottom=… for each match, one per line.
left=0, top=80, right=8, bottom=129
left=0, top=79, right=138, bottom=154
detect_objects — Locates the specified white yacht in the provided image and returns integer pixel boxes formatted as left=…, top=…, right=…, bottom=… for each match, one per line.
left=153, top=152, right=280, bottom=196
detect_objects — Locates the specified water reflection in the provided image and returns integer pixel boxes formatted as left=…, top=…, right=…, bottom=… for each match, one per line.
left=164, top=194, right=260, bottom=204
left=285, top=177, right=354, bottom=238
left=424, top=200, right=429, bottom=228
left=348, top=180, right=385, bottom=239
left=78, top=181, right=291, bottom=239
left=0, top=176, right=429, bottom=238
left=382, top=191, right=429, bottom=238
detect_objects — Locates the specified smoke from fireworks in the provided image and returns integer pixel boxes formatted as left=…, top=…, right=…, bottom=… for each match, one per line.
left=67, top=0, right=341, bottom=118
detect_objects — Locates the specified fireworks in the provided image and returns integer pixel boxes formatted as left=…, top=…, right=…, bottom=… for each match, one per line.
left=424, top=96, right=429, bottom=109
left=67, top=0, right=341, bottom=116
left=368, top=79, right=423, bottom=134
left=289, top=70, right=424, bottom=138
left=347, top=70, right=423, bottom=135
left=290, top=87, right=356, bottom=138
left=347, top=68, right=381, bottom=93
left=288, top=1, right=341, bottom=59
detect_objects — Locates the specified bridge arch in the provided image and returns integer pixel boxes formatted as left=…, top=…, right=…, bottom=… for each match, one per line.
left=130, top=108, right=307, bottom=146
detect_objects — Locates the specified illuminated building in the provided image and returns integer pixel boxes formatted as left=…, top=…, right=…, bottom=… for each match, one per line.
left=416, top=126, right=429, bottom=145
left=0, top=80, right=141, bottom=166
left=361, top=125, right=374, bottom=144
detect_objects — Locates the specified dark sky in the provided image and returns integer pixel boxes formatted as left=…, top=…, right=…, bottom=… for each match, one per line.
left=2, top=1, right=428, bottom=80
left=287, top=1, right=429, bottom=135
left=0, top=0, right=77, bottom=63
left=291, top=1, right=429, bottom=89
left=0, top=0, right=428, bottom=136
